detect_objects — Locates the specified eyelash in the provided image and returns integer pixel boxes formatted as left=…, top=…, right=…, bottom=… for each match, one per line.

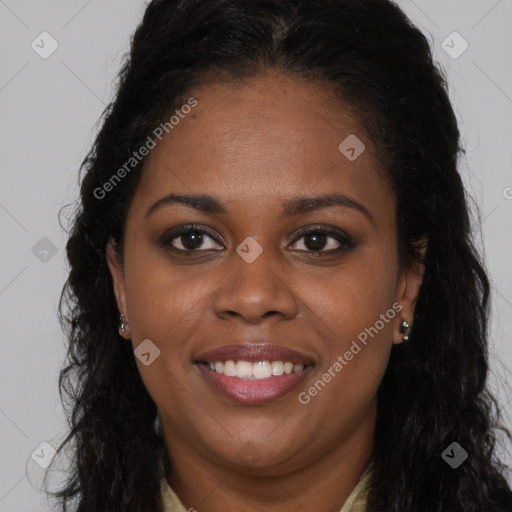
left=160, top=224, right=355, bottom=256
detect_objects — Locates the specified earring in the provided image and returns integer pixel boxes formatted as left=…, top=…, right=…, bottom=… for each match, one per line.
left=119, top=314, right=128, bottom=334
left=399, top=320, right=411, bottom=341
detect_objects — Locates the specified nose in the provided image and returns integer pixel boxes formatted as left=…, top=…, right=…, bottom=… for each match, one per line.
left=213, top=247, right=298, bottom=325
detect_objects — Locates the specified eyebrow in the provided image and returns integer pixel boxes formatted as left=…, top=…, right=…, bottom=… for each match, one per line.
left=145, top=193, right=373, bottom=222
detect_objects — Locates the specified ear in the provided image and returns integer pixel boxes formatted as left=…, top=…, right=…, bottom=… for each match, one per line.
left=106, top=238, right=130, bottom=340
left=393, top=238, right=427, bottom=344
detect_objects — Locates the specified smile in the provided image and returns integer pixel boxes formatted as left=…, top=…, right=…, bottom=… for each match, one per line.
left=195, top=343, right=315, bottom=404
left=202, top=360, right=307, bottom=379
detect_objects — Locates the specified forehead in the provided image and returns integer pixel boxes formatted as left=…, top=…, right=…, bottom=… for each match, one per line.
left=132, top=71, right=392, bottom=218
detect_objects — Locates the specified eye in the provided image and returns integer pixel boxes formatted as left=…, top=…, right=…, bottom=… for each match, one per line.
left=160, top=224, right=354, bottom=256
left=160, top=225, right=223, bottom=254
left=289, top=225, right=354, bottom=254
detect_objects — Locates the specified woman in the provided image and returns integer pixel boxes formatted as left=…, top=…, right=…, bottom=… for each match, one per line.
left=50, top=0, right=512, bottom=510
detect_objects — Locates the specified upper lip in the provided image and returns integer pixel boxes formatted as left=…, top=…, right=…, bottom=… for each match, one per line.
left=195, top=343, right=315, bottom=365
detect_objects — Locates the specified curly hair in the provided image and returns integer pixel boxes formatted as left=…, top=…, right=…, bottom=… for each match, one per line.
left=49, top=0, right=512, bottom=510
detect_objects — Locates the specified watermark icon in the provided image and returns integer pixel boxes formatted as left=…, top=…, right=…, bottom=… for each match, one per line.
left=134, top=339, right=161, bottom=366
left=503, top=187, right=512, bottom=200
left=236, top=236, right=263, bottom=263
left=26, top=433, right=72, bottom=495
left=298, top=302, right=403, bottom=404
left=441, top=31, right=469, bottom=59
left=31, top=31, right=59, bottom=59
left=32, top=237, right=58, bottom=263
left=237, top=442, right=262, bottom=465
left=442, top=442, right=468, bottom=469
left=93, top=97, right=198, bottom=200
left=30, top=441, right=57, bottom=469
left=338, top=134, right=366, bottom=161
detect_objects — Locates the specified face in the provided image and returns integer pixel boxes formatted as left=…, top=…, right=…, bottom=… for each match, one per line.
left=107, top=70, right=423, bottom=474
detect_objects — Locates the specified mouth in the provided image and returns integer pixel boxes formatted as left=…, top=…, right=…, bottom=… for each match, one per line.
left=194, top=343, right=315, bottom=404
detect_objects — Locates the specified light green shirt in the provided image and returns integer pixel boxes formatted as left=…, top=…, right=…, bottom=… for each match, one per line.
left=161, top=464, right=372, bottom=511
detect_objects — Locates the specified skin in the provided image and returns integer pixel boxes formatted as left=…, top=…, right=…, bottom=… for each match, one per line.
left=107, top=70, right=424, bottom=512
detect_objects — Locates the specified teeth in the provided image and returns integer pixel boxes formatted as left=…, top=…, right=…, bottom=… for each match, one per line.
left=206, top=360, right=307, bottom=379
left=224, top=360, right=236, bottom=377
left=271, top=361, right=284, bottom=376
left=253, top=361, right=272, bottom=379
left=236, top=360, right=253, bottom=379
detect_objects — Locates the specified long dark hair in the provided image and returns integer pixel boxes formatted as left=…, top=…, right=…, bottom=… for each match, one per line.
left=50, top=0, right=512, bottom=510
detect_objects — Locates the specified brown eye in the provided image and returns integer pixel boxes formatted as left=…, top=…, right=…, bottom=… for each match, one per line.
left=160, top=225, right=224, bottom=253
left=289, top=226, right=355, bottom=255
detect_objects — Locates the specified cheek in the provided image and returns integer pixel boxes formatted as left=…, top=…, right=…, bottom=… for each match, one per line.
left=309, top=245, right=398, bottom=337
left=121, top=243, right=209, bottom=410
left=301, top=245, right=398, bottom=400
left=299, top=293, right=395, bottom=427
left=122, top=238, right=211, bottom=343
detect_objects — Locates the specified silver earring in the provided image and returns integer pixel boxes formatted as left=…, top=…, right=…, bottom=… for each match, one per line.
left=399, top=320, right=411, bottom=341
left=119, top=314, right=128, bottom=333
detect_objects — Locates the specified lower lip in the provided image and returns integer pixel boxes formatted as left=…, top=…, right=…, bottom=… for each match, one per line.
left=196, top=363, right=313, bottom=404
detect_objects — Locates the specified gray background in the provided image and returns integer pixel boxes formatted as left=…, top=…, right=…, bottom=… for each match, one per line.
left=0, top=0, right=511, bottom=510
